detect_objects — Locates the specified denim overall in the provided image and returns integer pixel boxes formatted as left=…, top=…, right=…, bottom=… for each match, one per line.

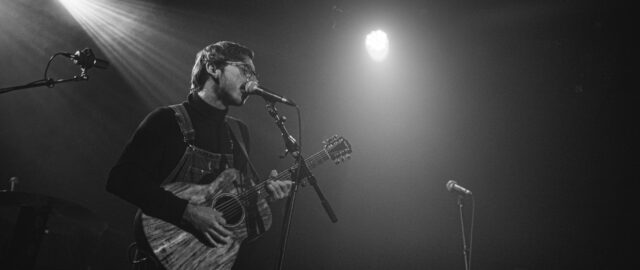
left=131, top=104, right=245, bottom=270
left=162, top=104, right=235, bottom=186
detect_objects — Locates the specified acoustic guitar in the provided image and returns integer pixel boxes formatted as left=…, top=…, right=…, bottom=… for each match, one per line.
left=135, top=135, right=352, bottom=270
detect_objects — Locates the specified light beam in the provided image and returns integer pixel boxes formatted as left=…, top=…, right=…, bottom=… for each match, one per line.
left=57, top=0, right=199, bottom=107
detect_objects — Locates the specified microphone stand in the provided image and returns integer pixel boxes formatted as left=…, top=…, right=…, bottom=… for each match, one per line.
left=0, top=70, right=89, bottom=95
left=2, top=49, right=106, bottom=95
left=266, top=103, right=337, bottom=270
left=457, top=196, right=470, bottom=270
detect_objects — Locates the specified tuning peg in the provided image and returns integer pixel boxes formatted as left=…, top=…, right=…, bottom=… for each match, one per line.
left=346, top=154, right=351, bottom=160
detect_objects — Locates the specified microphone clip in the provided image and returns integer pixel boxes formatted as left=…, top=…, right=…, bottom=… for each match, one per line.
left=265, top=103, right=299, bottom=157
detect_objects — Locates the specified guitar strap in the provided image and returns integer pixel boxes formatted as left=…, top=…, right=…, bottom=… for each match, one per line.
left=225, top=116, right=267, bottom=237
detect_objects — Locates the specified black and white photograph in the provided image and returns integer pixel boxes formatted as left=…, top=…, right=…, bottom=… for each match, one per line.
left=0, top=0, right=629, bottom=269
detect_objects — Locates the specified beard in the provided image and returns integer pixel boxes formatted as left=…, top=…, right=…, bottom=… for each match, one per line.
left=219, top=86, right=244, bottom=106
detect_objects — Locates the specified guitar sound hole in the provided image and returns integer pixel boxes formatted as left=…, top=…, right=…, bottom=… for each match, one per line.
left=213, top=195, right=244, bottom=226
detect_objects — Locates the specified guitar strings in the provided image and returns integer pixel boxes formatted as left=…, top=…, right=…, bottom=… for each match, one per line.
left=213, top=151, right=327, bottom=215
left=218, top=143, right=349, bottom=218
left=212, top=151, right=329, bottom=215
left=212, top=152, right=326, bottom=217
left=213, top=150, right=334, bottom=216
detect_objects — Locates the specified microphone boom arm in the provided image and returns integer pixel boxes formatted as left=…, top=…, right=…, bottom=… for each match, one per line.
left=0, top=73, right=88, bottom=94
left=1, top=48, right=106, bottom=95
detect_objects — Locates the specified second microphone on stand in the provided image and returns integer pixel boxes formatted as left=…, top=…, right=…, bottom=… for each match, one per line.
left=446, top=180, right=473, bottom=196
left=242, top=81, right=296, bottom=106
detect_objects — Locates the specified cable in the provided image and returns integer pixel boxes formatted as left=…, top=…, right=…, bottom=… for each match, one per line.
left=43, top=52, right=67, bottom=87
left=294, top=105, right=303, bottom=185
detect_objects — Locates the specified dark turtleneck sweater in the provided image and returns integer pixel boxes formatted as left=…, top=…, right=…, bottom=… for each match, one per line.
left=107, top=92, right=249, bottom=225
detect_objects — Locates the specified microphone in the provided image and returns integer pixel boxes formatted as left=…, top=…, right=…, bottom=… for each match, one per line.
left=242, top=81, right=296, bottom=106
left=446, top=180, right=472, bottom=196
left=62, top=48, right=109, bottom=70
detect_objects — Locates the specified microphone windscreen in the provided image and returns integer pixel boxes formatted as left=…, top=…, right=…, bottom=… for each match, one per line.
left=446, top=180, right=456, bottom=192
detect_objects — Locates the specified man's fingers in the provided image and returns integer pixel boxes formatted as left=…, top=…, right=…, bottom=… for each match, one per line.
left=214, top=213, right=228, bottom=226
left=203, top=232, right=217, bottom=246
left=186, top=204, right=235, bottom=246
left=267, top=180, right=296, bottom=199
left=268, top=181, right=284, bottom=199
left=267, top=183, right=280, bottom=199
left=270, top=169, right=278, bottom=178
left=282, top=180, right=293, bottom=194
left=208, top=228, right=232, bottom=245
left=266, top=180, right=275, bottom=195
left=211, top=210, right=232, bottom=235
left=213, top=221, right=233, bottom=237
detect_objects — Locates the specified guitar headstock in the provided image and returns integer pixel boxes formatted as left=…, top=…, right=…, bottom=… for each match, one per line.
left=323, top=135, right=352, bottom=164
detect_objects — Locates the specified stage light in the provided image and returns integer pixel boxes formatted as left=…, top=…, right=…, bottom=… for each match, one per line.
left=57, top=0, right=198, bottom=108
left=365, top=29, right=389, bottom=62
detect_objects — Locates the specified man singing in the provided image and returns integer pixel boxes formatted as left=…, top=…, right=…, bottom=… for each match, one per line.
left=107, top=41, right=293, bottom=269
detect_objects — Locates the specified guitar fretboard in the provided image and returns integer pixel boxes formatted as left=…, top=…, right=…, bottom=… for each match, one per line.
left=241, top=149, right=331, bottom=202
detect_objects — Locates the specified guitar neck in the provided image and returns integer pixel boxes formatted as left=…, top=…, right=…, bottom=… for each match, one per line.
left=251, top=149, right=331, bottom=201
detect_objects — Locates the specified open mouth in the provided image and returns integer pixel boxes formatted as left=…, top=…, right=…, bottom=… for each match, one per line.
left=239, top=81, right=248, bottom=94
left=239, top=82, right=250, bottom=103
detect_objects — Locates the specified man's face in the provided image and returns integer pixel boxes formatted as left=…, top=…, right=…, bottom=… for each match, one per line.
left=218, top=57, right=256, bottom=106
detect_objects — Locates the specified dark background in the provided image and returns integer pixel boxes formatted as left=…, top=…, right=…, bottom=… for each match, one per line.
left=0, top=0, right=631, bottom=269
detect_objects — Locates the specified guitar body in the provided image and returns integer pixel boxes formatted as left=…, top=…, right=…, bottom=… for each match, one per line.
left=134, top=135, right=352, bottom=270
left=135, top=168, right=272, bottom=270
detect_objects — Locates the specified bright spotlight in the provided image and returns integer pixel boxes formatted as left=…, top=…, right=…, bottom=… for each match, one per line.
left=57, top=0, right=196, bottom=107
left=365, top=30, right=389, bottom=62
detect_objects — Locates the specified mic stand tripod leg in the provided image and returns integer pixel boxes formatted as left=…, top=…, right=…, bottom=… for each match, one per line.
left=275, top=182, right=299, bottom=270
left=307, top=174, right=338, bottom=223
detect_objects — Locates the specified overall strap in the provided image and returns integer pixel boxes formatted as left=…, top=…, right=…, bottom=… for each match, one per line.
left=225, top=116, right=249, bottom=154
left=226, top=116, right=255, bottom=179
left=169, top=104, right=195, bottom=145
left=226, top=116, right=267, bottom=236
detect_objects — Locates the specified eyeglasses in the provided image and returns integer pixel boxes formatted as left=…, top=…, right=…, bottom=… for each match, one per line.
left=226, top=61, right=258, bottom=81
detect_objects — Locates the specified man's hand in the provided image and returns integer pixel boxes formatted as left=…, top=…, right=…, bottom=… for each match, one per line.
left=182, top=204, right=233, bottom=247
left=266, top=169, right=293, bottom=200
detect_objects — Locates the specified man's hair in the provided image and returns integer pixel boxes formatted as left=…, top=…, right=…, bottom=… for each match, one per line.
left=190, top=41, right=254, bottom=91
